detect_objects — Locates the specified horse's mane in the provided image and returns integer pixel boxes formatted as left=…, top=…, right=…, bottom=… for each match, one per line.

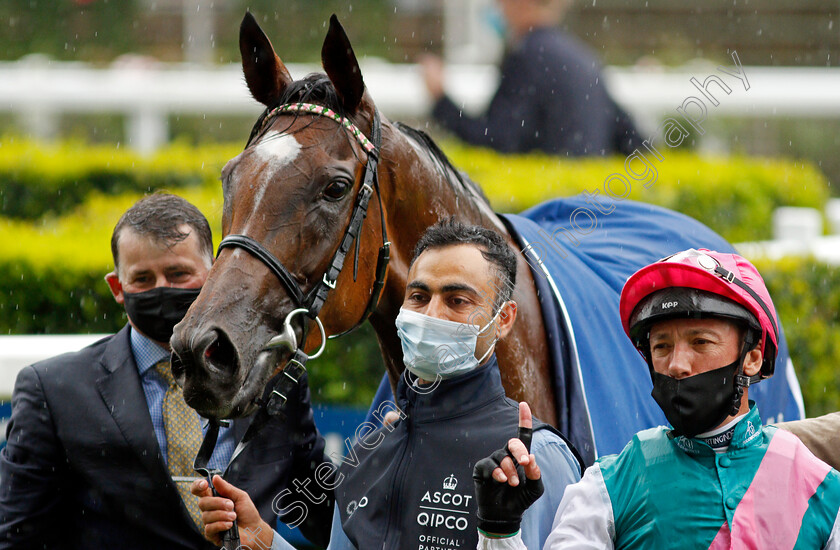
left=248, top=73, right=489, bottom=206
left=393, top=122, right=490, bottom=206
left=275, top=74, right=345, bottom=113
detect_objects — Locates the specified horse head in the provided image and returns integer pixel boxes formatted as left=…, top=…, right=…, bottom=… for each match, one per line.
left=171, top=13, right=390, bottom=419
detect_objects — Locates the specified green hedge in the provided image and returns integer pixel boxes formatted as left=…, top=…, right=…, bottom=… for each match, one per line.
left=0, top=260, right=125, bottom=335
left=755, top=257, right=840, bottom=418
left=0, top=138, right=239, bottom=220
left=445, top=145, right=829, bottom=243
left=2, top=138, right=827, bottom=270
left=0, top=137, right=829, bottom=242
left=0, top=184, right=225, bottom=270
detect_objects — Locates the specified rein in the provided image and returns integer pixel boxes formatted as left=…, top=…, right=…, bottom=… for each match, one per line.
left=194, top=102, right=390, bottom=548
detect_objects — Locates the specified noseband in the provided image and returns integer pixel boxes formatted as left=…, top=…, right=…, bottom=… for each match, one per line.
left=217, top=102, right=391, bottom=343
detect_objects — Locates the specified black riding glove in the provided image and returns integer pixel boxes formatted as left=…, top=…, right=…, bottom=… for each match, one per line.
left=472, top=427, right=544, bottom=536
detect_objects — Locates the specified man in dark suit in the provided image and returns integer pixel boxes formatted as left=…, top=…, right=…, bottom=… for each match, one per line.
left=421, top=0, right=638, bottom=156
left=0, top=193, right=333, bottom=549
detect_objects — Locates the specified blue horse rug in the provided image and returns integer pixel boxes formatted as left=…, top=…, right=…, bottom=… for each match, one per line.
left=366, top=196, right=804, bottom=465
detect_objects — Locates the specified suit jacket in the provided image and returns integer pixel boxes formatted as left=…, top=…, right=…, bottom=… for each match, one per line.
left=0, top=326, right=333, bottom=549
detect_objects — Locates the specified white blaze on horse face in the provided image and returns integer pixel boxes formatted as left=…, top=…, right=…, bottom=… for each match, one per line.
left=250, top=131, right=302, bottom=213
left=254, top=131, right=302, bottom=165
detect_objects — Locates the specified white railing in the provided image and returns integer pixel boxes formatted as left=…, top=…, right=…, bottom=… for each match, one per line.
left=3, top=58, right=840, bottom=153
left=735, top=200, right=840, bottom=264
left=0, top=334, right=109, bottom=396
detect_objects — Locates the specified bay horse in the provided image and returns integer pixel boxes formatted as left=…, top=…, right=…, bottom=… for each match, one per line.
left=170, top=14, right=556, bottom=426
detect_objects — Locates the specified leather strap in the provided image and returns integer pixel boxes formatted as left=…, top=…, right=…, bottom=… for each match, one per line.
left=193, top=419, right=240, bottom=549
left=217, top=234, right=306, bottom=306
left=714, top=265, right=778, bottom=338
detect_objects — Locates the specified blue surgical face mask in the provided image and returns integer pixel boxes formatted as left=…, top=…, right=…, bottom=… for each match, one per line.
left=395, top=306, right=503, bottom=381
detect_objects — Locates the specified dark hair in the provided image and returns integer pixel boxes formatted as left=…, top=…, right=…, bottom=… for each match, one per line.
left=411, top=219, right=517, bottom=305
left=111, top=192, right=213, bottom=271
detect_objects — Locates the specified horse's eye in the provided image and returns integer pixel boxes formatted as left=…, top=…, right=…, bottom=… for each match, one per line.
left=324, top=179, right=352, bottom=201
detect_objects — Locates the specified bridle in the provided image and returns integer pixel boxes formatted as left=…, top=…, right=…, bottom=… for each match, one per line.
left=193, top=102, right=390, bottom=549
left=218, top=102, right=391, bottom=343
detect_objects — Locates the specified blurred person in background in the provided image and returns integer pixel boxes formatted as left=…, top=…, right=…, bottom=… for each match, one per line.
left=421, top=0, right=638, bottom=156
left=0, top=193, right=332, bottom=549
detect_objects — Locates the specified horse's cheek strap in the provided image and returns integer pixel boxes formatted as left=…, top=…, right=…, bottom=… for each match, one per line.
left=306, top=156, right=378, bottom=318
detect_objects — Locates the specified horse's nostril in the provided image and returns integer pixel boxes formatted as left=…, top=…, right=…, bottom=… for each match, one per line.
left=204, top=329, right=238, bottom=376
left=205, top=340, right=219, bottom=359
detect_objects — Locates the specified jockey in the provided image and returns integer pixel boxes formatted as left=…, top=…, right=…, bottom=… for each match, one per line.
left=472, top=248, right=840, bottom=549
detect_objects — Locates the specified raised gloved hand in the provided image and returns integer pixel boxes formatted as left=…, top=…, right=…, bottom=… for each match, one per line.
left=473, top=402, right=544, bottom=536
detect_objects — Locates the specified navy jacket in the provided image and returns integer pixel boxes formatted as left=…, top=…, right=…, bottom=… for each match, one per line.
left=432, top=27, right=638, bottom=156
left=336, top=356, right=581, bottom=549
left=0, top=325, right=332, bottom=549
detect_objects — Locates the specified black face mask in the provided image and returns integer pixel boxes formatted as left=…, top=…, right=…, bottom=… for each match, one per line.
left=122, top=287, right=201, bottom=344
left=650, top=359, right=741, bottom=438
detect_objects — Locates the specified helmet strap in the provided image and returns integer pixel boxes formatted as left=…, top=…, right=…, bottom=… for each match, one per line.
left=730, top=333, right=762, bottom=416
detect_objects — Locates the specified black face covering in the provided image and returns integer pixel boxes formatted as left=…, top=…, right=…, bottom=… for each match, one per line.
left=650, top=359, right=741, bottom=438
left=122, top=287, right=201, bottom=343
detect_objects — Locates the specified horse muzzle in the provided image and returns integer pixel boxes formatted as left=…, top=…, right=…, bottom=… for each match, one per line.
left=170, top=325, right=249, bottom=418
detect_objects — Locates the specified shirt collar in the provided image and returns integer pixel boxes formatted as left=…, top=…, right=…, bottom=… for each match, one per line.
left=673, top=402, right=762, bottom=455
left=695, top=415, right=743, bottom=453
left=728, top=402, right=763, bottom=450
left=130, top=326, right=171, bottom=376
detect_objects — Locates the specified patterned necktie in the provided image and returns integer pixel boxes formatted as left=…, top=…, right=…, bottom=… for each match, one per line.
left=154, top=359, right=203, bottom=531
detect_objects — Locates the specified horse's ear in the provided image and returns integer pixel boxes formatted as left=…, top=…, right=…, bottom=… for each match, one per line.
left=239, top=11, right=293, bottom=106
left=322, top=14, right=365, bottom=114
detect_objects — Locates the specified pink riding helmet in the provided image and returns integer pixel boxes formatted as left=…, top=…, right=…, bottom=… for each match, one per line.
left=619, top=248, right=780, bottom=378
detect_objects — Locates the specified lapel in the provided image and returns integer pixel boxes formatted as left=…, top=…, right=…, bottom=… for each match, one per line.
left=94, top=327, right=183, bottom=506
left=232, top=416, right=251, bottom=444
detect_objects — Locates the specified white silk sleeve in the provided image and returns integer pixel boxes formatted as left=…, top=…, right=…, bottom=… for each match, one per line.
left=477, top=531, right=527, bottom=550
left=542, top=463, right=615, bottom=550
left=476, top=463, right=615, bottom=550
left=826, top=510, right=840, bottom=549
